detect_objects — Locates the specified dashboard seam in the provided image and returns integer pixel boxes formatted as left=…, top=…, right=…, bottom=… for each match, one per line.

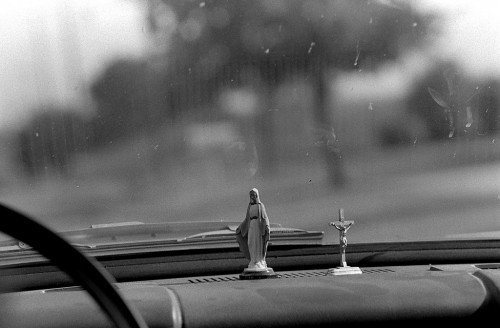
left=162, top=286, right=183, bottom=328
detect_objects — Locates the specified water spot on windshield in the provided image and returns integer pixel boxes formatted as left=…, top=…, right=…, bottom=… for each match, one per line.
left=307, top=42, right=315, bottom=55
left=248, top=143, right=259, bottom=177
left=465, top=106, right=473, bottom=128
left=354, top=41, right=360, bottom=66
left=199, top=2, right=205, bottom=8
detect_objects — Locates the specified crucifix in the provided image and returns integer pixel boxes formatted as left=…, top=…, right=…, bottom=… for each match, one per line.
left=330, top=208, right=353, bottom=267
left=328, top=208, right=361, bottom=275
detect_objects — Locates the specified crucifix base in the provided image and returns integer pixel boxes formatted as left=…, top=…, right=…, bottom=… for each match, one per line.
left=327, top=266, right=362, bottom=276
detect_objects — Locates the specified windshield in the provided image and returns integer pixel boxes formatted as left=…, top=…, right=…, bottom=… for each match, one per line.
left=0, top=0, right=499, bottom=245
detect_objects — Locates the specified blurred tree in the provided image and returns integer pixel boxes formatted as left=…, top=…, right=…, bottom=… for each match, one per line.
left=408, top=62, right=497, bottom=141
left=17, top=108, right=90, bottom=179
left=407, top=62, right=455, bottom=140
left=90, top=59, right=169, bottom=146
left=145, top=0, right=430, bottom=187
left=476, top=80, right=500, bottom=136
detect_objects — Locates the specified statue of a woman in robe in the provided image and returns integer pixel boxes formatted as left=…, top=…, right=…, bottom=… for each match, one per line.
left=236, top=188, right=270, bottom=270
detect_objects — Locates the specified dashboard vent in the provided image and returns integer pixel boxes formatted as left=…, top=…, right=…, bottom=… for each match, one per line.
left=363, top=268, right=395, bottom=274
left=188, top=276, right=239, bottom=284
left=475, top=264, right=500, bottom=270
left=186, top=268, right=395, bottom=284
left=279, top=271, right=327, bottom=278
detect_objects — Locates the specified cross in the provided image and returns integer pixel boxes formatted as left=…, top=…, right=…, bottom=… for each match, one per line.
left=329, top=208, right=354, bottom=267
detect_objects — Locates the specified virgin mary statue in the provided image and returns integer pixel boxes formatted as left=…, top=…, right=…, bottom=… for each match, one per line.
left=236, top=188, right=270, bottom=270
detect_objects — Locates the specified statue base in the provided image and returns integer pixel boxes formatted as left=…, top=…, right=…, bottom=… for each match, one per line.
left=239, top=267, right=278, bottom=280
left=327, top=266, right=362, bottom=276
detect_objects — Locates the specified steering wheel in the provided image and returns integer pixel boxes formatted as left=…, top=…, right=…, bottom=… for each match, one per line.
left=0, top=204, right=148, bottom=328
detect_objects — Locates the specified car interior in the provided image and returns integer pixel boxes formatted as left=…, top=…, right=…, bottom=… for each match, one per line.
left=2, top=204, right=500, bottom=327
left=2, top=0, right=500, bottom=327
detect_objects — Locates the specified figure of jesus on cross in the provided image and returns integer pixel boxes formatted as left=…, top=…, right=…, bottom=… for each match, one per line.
left=328, top=208, right=362, bottom=275
left=330, top=208, right=353, bottom=267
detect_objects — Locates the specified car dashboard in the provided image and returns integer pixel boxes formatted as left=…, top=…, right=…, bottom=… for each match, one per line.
left=2, top=242, right=500, bottom=328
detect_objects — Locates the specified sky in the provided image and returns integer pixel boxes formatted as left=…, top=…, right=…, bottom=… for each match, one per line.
left=0, top=0, right=148, bottom=132
left=1, top=0, right=500, bottom=132
left=418, top=0, right=500, bottom=78
left=336, top=0, right=500, bottom=102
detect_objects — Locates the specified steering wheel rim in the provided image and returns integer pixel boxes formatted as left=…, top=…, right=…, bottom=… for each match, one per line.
left=0, top=204, right=148, bottom=328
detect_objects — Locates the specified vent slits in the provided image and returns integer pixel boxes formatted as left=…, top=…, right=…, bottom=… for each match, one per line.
left=188, top=276, right=239, bottom=284
left=475, top=264, right=500, bottom=270
left=363, top=268, right=395, bottom=274
left=186, top=268, right=396, bottom=284
left=279, top=271, right=327, bottom=278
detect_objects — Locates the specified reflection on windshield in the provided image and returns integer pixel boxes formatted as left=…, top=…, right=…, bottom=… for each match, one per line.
left=0, top=0, right=499, bottom=244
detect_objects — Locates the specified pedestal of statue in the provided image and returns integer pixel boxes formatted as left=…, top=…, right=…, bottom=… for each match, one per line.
left=239, top=267, right=278, bottom=280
